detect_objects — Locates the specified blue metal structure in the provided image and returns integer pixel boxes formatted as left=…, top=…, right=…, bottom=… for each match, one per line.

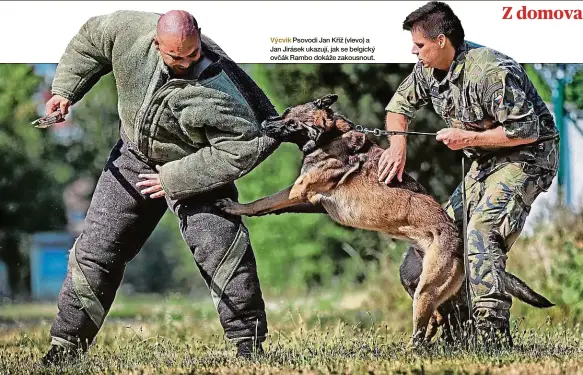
left=0, top=261, right=9, bottom=297
left=30, top=232, right=73, bottom=300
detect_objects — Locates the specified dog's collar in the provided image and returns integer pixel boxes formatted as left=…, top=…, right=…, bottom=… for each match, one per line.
left=302, top=128, right=323, bottom=153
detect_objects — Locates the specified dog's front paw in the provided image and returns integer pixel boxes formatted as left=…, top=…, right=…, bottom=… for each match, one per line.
left=215, top=198, right=250, bottom=216
left=406, top=332, right=432, bottom=353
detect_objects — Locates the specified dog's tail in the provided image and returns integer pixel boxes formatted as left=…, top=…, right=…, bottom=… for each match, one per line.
left=504, top=271, right=554, bottom=308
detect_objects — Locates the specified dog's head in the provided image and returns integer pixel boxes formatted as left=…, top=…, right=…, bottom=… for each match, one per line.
left=261, top=94, right=354, bottom=153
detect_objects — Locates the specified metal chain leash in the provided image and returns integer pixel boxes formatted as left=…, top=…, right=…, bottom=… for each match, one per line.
left=354, top=125, right=438, bottom=137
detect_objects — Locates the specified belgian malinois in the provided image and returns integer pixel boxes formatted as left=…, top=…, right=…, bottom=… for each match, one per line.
left=215, top=94, right=553, bottom=345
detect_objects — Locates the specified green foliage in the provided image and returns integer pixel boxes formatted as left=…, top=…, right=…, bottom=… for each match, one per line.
left=555, top=242, right=583, bottom=309
left=566, top=70, right=583, bottom=108
left=523, top=64, right=551, bottom=103
left=502, top=204, right=583, bottom=326
left=539, top=210, right=583, bottom=321
left=523, top=63, right=583, bottom=109
left=0, top=64, right=65, bottom=295
left=0, top=65, right=64, bottom=232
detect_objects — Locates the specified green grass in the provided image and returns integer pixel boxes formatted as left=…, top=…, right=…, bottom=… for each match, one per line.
left=1, top=291, right=583, bottom=375
left=2, top=208, right=583, bottom=374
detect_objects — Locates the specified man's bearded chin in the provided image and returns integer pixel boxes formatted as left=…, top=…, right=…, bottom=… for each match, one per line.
left=171, top=63, right=195, bottom=76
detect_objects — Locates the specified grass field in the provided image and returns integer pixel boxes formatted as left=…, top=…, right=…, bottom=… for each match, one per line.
left=1, top=290, right=582, bottom=375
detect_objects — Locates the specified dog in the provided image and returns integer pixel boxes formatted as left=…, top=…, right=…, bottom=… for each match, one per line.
left=215, top=94, right=553, bottom=345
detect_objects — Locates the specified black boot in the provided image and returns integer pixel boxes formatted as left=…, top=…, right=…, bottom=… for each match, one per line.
left=40, top=345, right=80, bottom=366
left=236, top=340, right=264, bottom=359
left=475, top=320, right=514, bottom=350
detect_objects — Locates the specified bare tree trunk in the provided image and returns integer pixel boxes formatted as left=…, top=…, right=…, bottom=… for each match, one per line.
left=0, top=231, right=28, bottom=299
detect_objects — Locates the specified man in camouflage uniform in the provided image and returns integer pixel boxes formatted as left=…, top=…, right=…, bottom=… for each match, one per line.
left=379, top=1, right=559, bottom=344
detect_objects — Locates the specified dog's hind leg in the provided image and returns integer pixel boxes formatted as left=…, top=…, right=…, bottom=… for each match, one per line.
left=401, top=244, right=471, bottom=344
left=411, top=236, right=464, bottom=347
left=401, top=248, right=442, bottom=344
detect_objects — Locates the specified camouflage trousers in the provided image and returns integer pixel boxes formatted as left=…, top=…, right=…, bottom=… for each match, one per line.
left=445, top=159, right=557, bottom=328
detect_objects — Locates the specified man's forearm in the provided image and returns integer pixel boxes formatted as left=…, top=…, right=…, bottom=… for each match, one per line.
left=385, top=112, right=409, bottom=145
left=469, top=126, right=537, bottom=148
left=385, top=112, right=408, bottom=132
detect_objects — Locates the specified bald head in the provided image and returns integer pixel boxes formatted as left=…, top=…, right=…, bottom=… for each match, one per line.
left=154, top=10, right=202, bottom=76
left=157, top=10, right=199, bottom=39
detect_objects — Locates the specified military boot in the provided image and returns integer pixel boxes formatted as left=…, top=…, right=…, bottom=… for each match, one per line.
left=236, top=340, right=264, bottom=359
left=40, top=345, right=81, bottom=366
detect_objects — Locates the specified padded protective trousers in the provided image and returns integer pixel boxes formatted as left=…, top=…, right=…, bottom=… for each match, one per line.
left=49, top=137, right=267, bottom=350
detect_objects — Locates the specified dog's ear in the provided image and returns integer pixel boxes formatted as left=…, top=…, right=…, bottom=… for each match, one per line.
left=314, top=94, right=338, bottom=108
left=342, top=131, right=366, bottom=152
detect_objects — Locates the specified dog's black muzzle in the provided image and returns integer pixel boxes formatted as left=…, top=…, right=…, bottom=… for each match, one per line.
left=260, top=116, right=286, bottom=137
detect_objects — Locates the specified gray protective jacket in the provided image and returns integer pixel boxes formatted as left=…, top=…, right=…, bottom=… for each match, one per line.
left=51, top=10, right=279, bottom=199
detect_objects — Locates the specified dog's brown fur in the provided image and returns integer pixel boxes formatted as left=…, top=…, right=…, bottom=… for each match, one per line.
left=216, top=94, right=552, bottom=345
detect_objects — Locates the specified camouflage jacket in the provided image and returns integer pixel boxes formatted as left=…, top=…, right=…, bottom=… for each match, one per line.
left=51, top=10, right=279, bottom=200
left=386, top=41, right=559, bottom=173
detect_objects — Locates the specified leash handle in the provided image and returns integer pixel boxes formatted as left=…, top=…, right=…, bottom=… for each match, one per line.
left=31, top=109, right=65, bottom=128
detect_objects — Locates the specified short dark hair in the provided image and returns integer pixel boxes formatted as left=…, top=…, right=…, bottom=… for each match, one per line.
left=403, top=1, right=465, bottom=50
